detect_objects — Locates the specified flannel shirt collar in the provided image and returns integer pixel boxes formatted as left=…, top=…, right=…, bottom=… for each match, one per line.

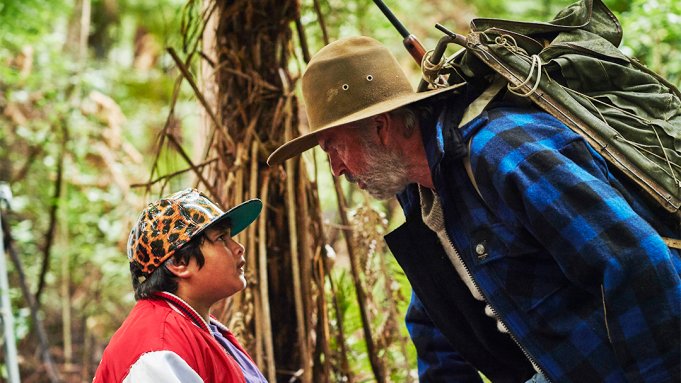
left=420, top=95, right=495, bottom=174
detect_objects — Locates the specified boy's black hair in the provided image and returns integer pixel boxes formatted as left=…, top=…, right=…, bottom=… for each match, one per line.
left=131, top=218, right=231, bottom=300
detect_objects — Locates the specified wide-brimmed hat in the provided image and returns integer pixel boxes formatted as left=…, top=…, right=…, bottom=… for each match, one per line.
left=127, top=188, right=262, bottom=276
left=267, top=36, right=462, bottom=165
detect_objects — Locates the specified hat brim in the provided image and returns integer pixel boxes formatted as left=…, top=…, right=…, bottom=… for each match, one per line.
left=267, top=83, right=464, bottom=165
left=200, top=198, right=263, bottom=238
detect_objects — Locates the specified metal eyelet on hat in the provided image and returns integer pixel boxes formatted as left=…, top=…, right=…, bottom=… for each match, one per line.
left=342, top=84, right=349, bottom=90
left=366, top=75, right=373, bottom=81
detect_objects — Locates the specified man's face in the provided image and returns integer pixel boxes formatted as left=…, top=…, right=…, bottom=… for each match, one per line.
left=317, top=122, right=411, bottom=200
left=190, top=226, right=247, bottom=305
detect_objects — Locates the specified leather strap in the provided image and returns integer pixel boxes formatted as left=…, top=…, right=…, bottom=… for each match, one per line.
left=460, top=77, right=507, bottom=201
left=662, top=237, right=681, bottom=249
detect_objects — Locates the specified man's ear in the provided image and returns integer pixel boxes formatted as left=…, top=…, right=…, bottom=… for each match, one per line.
left=165, top=257, right=193, bottom=279
left=374, top=113, right=391, bottom=146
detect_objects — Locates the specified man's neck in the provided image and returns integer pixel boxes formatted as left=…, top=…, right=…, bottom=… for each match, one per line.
left=403, top=125, right=434, bottom=189
left=413, top=166, right=434, bottom=189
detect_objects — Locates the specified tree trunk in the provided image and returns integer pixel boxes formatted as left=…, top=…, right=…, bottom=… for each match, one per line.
left=206, top=1, right=321, bottom=381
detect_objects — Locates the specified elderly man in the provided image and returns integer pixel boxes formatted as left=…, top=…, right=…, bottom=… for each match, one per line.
left=268, top=36, right=680, bottom=382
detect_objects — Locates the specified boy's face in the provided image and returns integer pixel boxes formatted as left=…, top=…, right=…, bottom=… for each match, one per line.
left=189, top=226, right=247, bottom=305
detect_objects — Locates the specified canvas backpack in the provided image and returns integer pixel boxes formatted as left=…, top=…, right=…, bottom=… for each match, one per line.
left=423, top=0, right=680, bottom=245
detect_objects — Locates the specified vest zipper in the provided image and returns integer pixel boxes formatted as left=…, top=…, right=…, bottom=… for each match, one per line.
left=444, top=233, right=553, bottom=382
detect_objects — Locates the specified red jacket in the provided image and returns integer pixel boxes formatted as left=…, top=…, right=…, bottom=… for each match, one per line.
left=94, top=293, right=250, bottom=382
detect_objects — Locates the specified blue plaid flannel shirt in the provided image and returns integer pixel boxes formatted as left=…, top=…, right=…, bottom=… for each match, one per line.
left=403, top=105, right=680, bottom=382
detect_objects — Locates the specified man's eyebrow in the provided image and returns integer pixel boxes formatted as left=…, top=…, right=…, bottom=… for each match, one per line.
left=321, top=135, right=336, bottom=152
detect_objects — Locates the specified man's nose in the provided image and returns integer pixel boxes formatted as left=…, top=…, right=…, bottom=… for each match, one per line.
left=327, top=153, right=346, bottom=177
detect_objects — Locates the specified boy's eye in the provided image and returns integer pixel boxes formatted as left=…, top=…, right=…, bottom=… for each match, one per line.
left=211, top=229, right=231, bottom=243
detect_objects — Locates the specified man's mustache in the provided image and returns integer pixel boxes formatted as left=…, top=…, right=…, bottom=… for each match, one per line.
left=345, top=173, right=359, bottom=184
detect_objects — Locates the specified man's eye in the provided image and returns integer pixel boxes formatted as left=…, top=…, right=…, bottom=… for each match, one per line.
left=215, top=235, right=226, bottom=242
left=320, top=138, right=333, bottom=152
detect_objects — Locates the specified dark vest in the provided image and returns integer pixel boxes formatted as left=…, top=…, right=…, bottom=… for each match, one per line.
left=385, top=195, right=534, bottom=382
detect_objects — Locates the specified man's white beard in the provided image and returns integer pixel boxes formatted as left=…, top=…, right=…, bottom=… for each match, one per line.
left=350, top=137, right=411, bottom=200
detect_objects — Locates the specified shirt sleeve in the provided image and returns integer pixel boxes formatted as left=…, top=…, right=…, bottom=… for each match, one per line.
left=478, top=123, right=681, bottom=381
left=405, top=291, right=483, bottom=383
left=123, top=350, right=203, bottom=383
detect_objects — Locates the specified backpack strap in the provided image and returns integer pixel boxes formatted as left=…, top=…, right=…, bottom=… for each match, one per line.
left=460, top=77, right=507, bottom=202
left=458, top=78, right=681, bottom=251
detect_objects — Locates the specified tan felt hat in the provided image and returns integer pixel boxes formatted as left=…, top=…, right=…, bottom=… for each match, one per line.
left=267, top=36, right=463, bottom=165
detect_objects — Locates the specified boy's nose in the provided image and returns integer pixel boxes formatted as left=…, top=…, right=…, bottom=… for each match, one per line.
left=229, top=239, right=245, bottom=257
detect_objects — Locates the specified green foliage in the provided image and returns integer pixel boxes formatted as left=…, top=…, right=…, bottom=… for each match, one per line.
left=0, top=0, right=196, bottom=376
left=0, top=0, right=69, bottom=48
left=300, top=0, right=679, bottom=86
left=327, top=262, right=417, bottom=382
left=616, top=0, right=681, bottom=85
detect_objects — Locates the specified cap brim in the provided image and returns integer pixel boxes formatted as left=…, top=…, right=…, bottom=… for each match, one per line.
left=267, top=83, right=464, bottom=165
left=203, top=199, right=263, bottom=237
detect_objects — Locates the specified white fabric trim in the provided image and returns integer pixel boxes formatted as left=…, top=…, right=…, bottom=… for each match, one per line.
left=123, top=350, right=203, bottom=383
left=419, top=186, right=483, bottom=300
left=156, top=292, right=210, bottom=332
left=157, top=292, right=232, bottom=334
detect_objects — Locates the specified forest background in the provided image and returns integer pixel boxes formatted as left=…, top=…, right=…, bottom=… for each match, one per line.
left=0, top=0, right=678, bottom=382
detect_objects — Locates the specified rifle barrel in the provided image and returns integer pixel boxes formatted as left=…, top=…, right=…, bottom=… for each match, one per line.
left=373, top=0, right=409, bottom=38
left=403, top=35, right=427, bottom=64
left=373, top=0, right=427, bottom=64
